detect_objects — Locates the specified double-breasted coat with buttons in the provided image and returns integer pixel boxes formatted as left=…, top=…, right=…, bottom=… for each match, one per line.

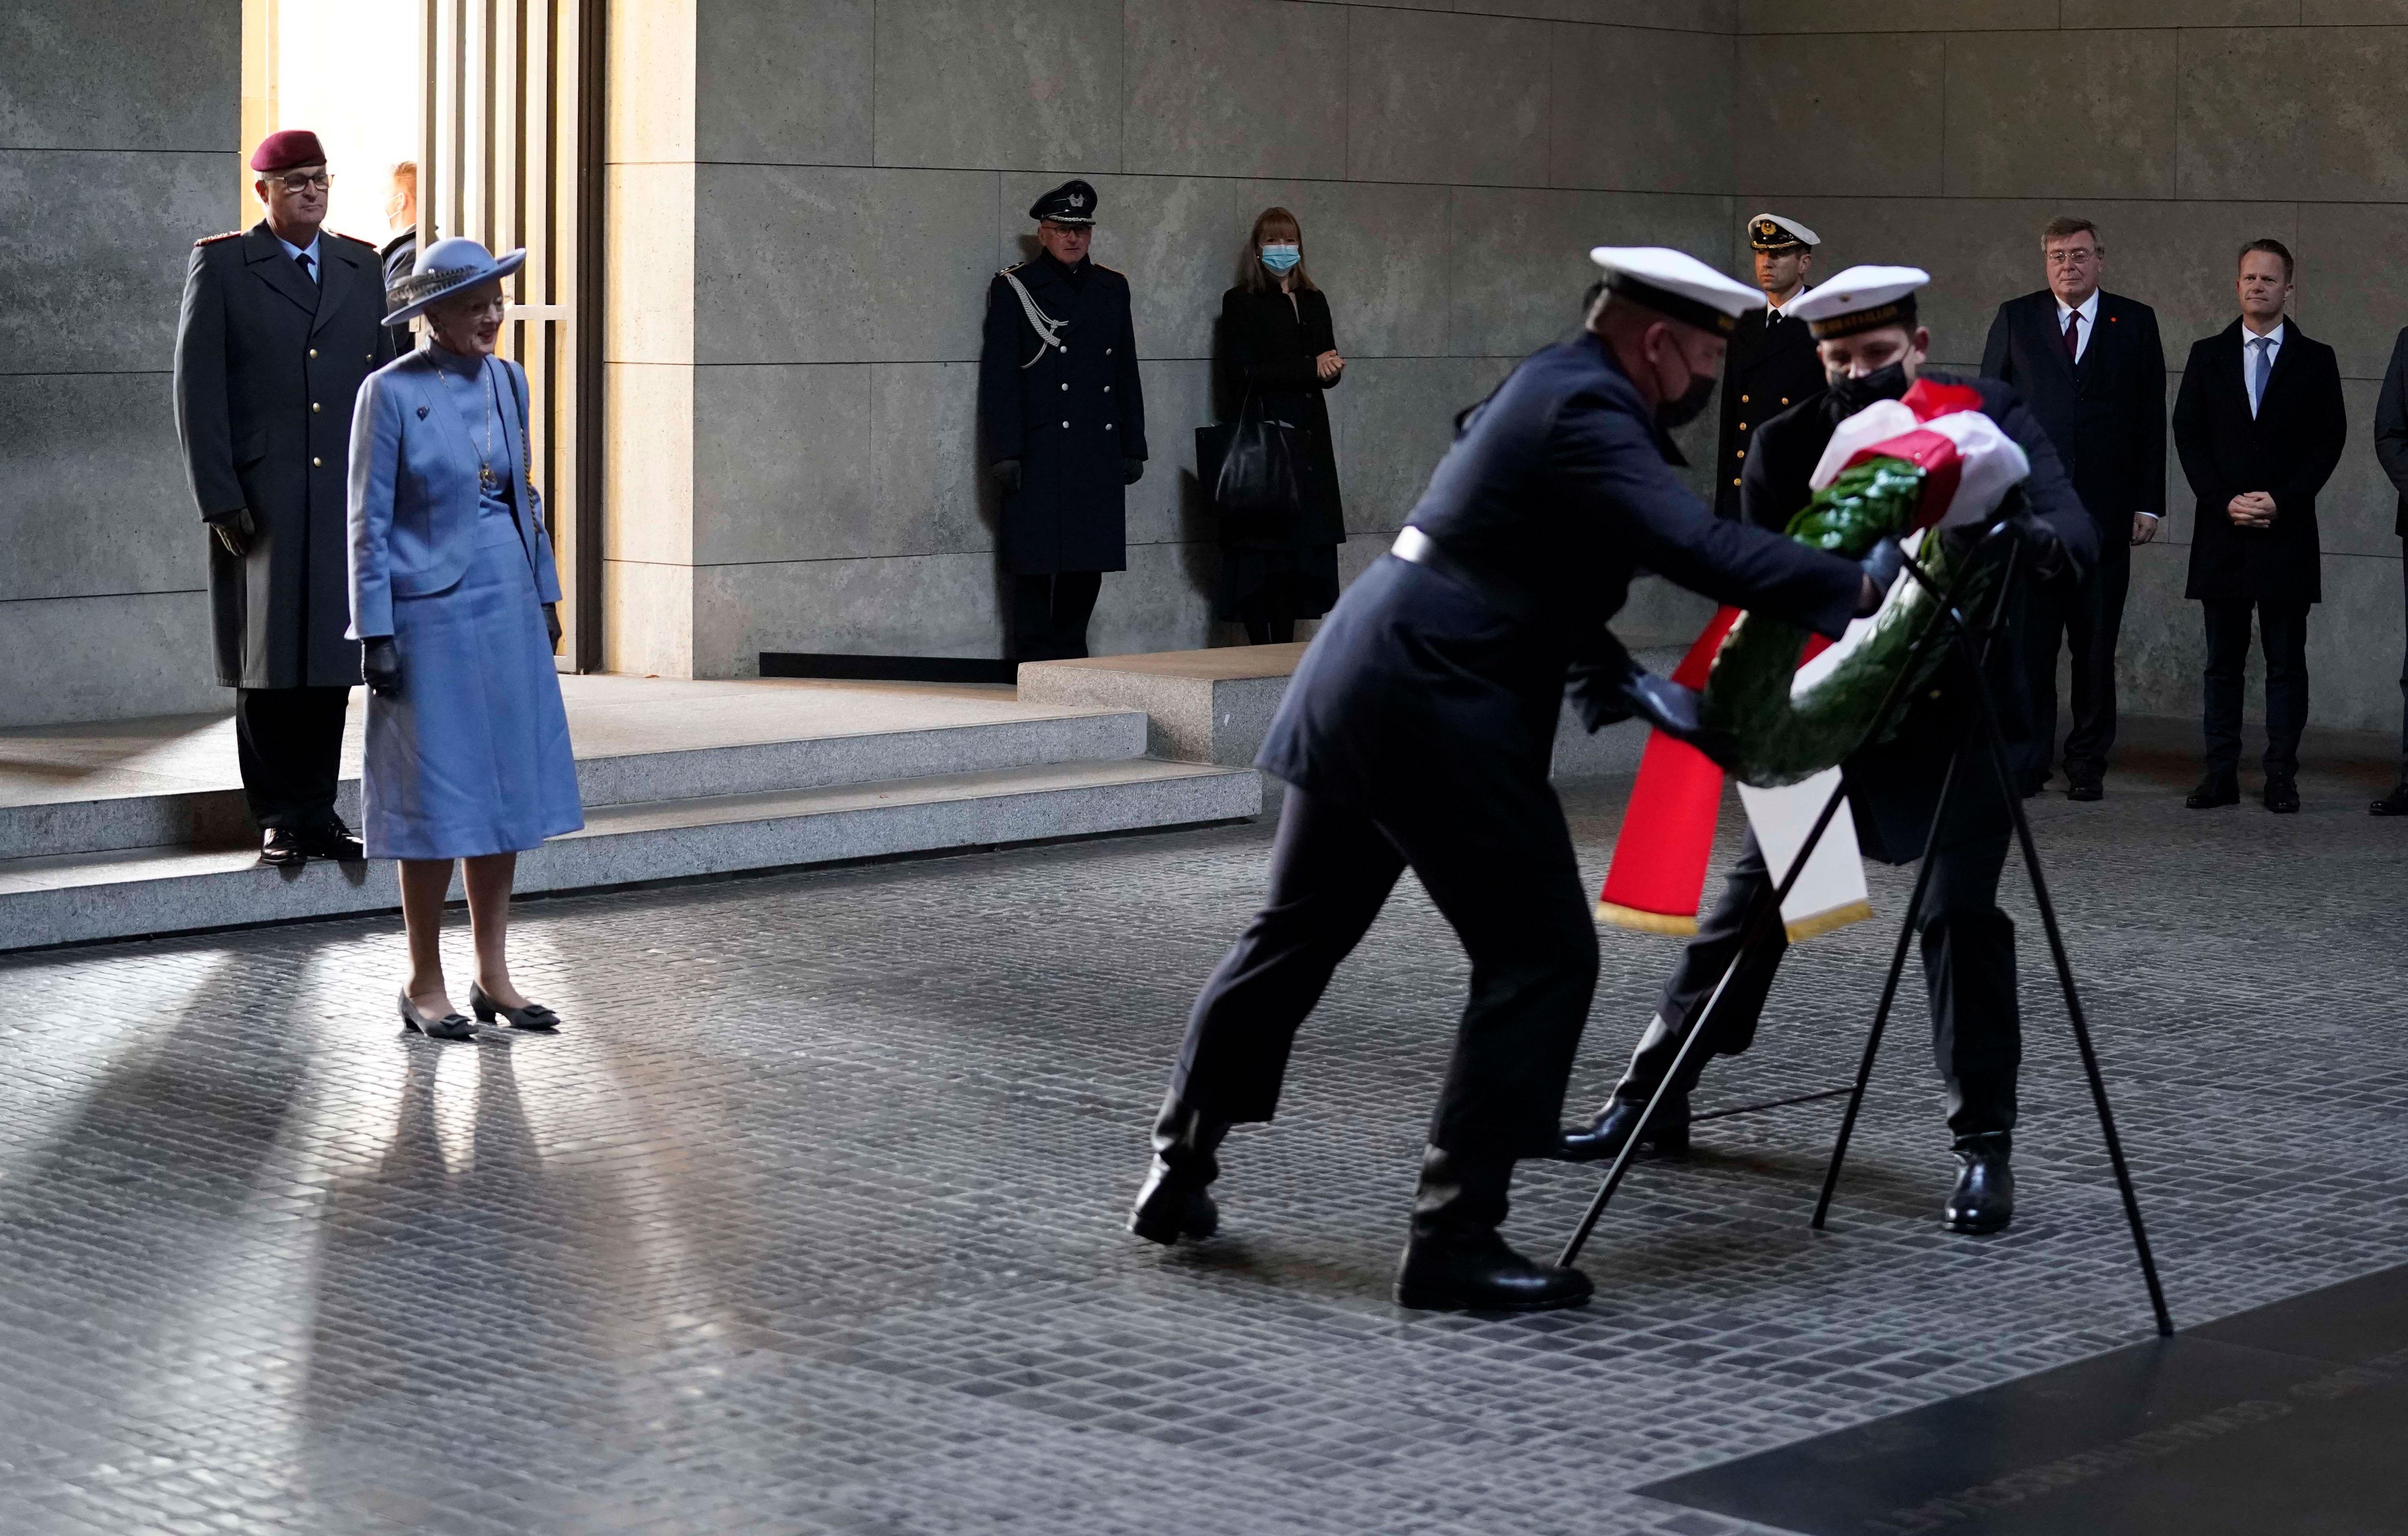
left=175, top=223, right=401, bottom=688
left=978, top=255, right=1149, bottom=574
left=1713, top=303, right=1825, bottom=522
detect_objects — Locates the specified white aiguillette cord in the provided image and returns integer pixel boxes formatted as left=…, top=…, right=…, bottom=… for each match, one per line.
left=1001, top=269, right=1066, bottom=369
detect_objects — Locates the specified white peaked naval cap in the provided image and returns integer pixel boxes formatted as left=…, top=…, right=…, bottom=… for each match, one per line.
left=1787, top=265, right=1931, bottom=339
left=1588, top=246, right=1766, bottom=336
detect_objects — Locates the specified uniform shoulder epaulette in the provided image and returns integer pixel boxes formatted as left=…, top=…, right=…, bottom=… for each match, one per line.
left=1000, top=261, right=1028, bottom=275
left=326, top=229, right=379, bottom=251
left=194, top=230, right=242, bottom=246
left=1092, top=262, right=1127, bottom=279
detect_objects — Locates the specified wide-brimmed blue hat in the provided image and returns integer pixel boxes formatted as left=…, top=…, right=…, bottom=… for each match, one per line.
left=383, top=236, right=527, bottom=325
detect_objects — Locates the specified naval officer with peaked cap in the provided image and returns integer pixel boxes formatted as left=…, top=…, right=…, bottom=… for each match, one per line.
left=1715, top=214, right=1827, bottom=522
left=1562, top=265, right=2096, bottom=1240
left=1123, top=248, right=1899, bottom=1315
left=978, top=178, right=1148, bottom=661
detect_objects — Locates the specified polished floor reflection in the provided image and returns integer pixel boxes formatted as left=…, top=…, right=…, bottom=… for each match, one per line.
left=2, top=754, right=2404, bottom=1535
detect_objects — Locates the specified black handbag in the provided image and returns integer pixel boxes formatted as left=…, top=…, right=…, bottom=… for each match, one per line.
left=1201, top=390, right=1304, bottom=537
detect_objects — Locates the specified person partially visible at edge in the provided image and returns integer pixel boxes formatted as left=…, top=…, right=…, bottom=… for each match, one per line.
left=1125, top=247, right=1899, bottom=1316
left=380, top=161, right=421, bottom=354
left=1214, top=206, right=1346, bottom=646
left=348, top=238, right=583, bottom=1043
left=174, top=128, right=400, bottom=868
left=1562, top=265, right=2097, bottom=1244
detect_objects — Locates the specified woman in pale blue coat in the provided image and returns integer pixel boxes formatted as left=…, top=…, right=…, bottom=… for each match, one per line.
left=349, top=238, right=582, bottom=1041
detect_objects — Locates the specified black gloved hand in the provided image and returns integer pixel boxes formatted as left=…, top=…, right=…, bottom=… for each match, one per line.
left=2008, top=511, right=2080, bottom=591
left=1855, top=536, right=1906, bottom=614
left=1122, top=456, right=1145, bottom=486
left=362, top=637, right=402, bottom=698
left=544, top=603, right=563, bottom=647
left=991, top=459, right=1022, bottom=496
left=208, top=507, right=258, bottom=558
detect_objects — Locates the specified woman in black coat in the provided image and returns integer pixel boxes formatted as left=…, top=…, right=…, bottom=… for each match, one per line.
left=1215, top=208, right=1346, bottom=644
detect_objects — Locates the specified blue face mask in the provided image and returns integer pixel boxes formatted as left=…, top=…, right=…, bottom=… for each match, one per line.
left=1259, top=243, right=1301, bottom=274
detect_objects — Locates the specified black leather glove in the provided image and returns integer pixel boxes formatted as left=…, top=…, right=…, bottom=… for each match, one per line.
left=1855, top=536, right=1906, bottom=614
left=361, top=636, right=402, bottom=698
left=991, top=459, right=1022, bottom=496
left=208, top=507, right=257, bottom=558
left=1122, top=456, right=1145, bottom=486
left=2008, top=511, right=2080, bottom=591
left=544, top=603, right=563, bottom=646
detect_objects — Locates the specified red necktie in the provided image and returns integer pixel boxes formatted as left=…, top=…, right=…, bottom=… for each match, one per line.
left=2062, top=310, right=2081, bottom=365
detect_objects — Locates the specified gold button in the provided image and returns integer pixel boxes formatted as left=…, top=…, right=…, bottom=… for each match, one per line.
left=1781, top=397, right=1791, bottom=405
left=1735, top=449, right=1745, bottom=459
left=1739, top=394, right=1749, bottom=403
left=1732, top=477, right=1741, bottom=486
left=1103, top=385, right=1111, bottom=393
left=311, top=402, right=321, bottom=412
left=308, top=348, right=318, bottom=359
left=312, top=456, right=322, bottom=467
left=1738, top=422, right=1749, bottom=432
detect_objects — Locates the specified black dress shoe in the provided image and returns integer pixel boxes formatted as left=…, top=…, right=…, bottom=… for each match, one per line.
left=1943, top=1134, right=2015, bottom=1235
left=2065, top=776, right=2103, bottom=802
left=298, top=820, right=366, bottom=862
left=2262, top=775, right=2300, bottom=814
left=260, top=827, right=307, bottom=867
left=1393, top=1147, right=1590, bottom=1312
left=399, top=990, right=476, bottom=1041
left=1128, top=1093, right=1228, bottom=1245
left=468, top=981, right=561, bottom=1031
left=2185, top=773, right=2240, bottom=809
left=2371, top=781, right=2408, bottom=816
left=1556, top=1094, right=1690, bottom=1163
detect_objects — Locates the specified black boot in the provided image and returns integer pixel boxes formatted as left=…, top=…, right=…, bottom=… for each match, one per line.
left=1556, top=1091, right=1690, bottom=1162
left=1127, top=1094, right=1229, bottom=1245
left=2370, top=780, right=2408, bottom=816
left=1393, top=1146, right=1592, bottom=1313
left=1943, top=1132, right=2015, bottom=1234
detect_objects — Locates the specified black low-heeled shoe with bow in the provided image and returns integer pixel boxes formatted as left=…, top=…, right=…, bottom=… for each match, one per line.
left=399, top=990, right=477, bottom=1041
left=469, top=981, right=561, bottom=1031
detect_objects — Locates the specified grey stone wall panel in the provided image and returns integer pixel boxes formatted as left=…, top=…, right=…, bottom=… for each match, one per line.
left=1736, top=33, right=1945, bottom=196
left=696, top=164, right=998, bottom=365
left=696, top=551, right=1009, bottom=668
left=0, top=591, right=218, bottom=728
left=0, top=372, right=199, bottom=601
left=2317, top=378, right=2392, bottom=557
left=2294, top=202, right=2408, bottom=381
left=870, top=361, right=991, bottom=560
left=1450, top=185, right=1735, bottom=359
left=1344, top=8, right=1551, bottom=187
left=1121, top=0, right=1348, bottom=181
left=2065, top=0, right=2296, bottom=23
left=2096, top=200, right=2297, bottom=365
left=692, top=364, right=875, bottom=565
left=1741, top=0, right=2057, bottom=33
left=1548, top=23, right=1736, bottom=195
left=1323, top=355, right=1515, bottom=536
left=1462, top=0, right=1736, bottom=29
left=0, top=149, right=229, bottom=375
left=695, top=0, right=872, bottom=166
left=2177, top=27, right=2408, bottom=203
left=873, top=0, right=1123, bottom=171
left=0, top=0, right=237, bottom=151
left=1127, top=358, right=1213, bottom=549
left=1942, top=29, right=2178, bottom=200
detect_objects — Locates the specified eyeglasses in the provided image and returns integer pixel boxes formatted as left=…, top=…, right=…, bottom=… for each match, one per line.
left=271, top=172, right=333, bottom=193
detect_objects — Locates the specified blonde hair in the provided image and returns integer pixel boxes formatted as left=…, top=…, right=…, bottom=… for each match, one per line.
left=1237, top=206, right=1316, bottom=295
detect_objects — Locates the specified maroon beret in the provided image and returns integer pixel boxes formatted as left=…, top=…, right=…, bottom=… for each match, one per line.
left=250, top=129, right=327, bottom=173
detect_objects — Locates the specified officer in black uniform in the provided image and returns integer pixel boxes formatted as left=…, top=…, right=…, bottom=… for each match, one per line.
left=1124, top=248, right=1898, bottom=1314
left=175, top=129, right=401, bottom=866
left=1560, top=267, right=2097, bottom=1237
left=1714, top=214, right=1826, bottom=522
left=978, top=180, right=1148, bottom=661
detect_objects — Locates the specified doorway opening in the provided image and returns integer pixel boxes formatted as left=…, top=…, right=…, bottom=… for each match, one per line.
left=240, top=0, right=604, bottom=672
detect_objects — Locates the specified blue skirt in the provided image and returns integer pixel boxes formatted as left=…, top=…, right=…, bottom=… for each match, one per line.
left=363, top=515, right=583, bottom=860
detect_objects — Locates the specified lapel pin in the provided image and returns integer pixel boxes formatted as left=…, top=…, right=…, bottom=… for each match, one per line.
left=416, top=405, right=429, bottom=420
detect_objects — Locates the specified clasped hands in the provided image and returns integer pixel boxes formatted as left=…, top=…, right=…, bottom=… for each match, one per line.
left=360, top=605, right=559, bottom=699
left=2226, top=491, right=2277, bottom=530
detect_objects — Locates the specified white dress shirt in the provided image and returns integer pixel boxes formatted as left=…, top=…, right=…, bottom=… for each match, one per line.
left=275, top=232, right=323, bottom=285
left=2242, top=319, right=2286, bottom=418
left=2054, top=289, right=2099, bottom=365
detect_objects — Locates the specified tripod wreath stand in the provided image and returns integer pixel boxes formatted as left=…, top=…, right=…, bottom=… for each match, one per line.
left=1558, top=524, right=2175, bottom=1338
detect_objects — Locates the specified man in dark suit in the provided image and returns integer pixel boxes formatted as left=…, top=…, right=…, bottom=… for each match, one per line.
left=1561, top=266, right=2096, bottom=1238
left=1714, top=214, right=1827, bottom=522
left=175, top=129, right=401, bottom=866
left=2369, top=326, right=2408, bottom=815
left=1127, top=249, right=1891, bottom=1313
left=1981, top=216, right=2168, bottom=801
left=2172, top=239, right=2346, bottom=814
left=978, top=179, right=1147, bottom=662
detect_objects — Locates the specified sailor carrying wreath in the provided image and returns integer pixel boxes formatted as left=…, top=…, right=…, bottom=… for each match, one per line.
left=347, top=237, right=582, bottom=1042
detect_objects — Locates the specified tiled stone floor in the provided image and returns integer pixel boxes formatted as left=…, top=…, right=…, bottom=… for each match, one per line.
left=2, top=750, right=2403, bottom=1535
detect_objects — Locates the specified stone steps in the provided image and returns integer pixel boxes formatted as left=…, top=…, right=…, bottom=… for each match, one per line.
left=0, top=756, right=1257, bottom=952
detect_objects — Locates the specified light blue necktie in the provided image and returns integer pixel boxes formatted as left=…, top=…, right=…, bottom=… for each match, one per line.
left=2249, top=336, right=2272, bottom=418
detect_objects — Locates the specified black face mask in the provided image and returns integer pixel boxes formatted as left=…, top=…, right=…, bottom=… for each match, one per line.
left=1828, top=361, right=1910, bottom=414
left=1657, top=371, right=1718, bottom=431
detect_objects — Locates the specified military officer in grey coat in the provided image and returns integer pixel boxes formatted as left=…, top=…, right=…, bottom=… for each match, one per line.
left=979, top=180, right=1148, bottom=661
left=175, top=129, right=401, bottom=865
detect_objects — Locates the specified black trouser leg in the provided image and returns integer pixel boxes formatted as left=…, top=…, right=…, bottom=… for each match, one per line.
left=2200, top=599, right=2253, bottom=777
left=1918, top=832, right=2018, bottom=1145
left=1011, top=575, right=1057, bottom=661
left=2258, top=601, right=2310, bottom=779
left=2398, top=548, right=2408, bottom=773
left=2062, top=545, right=2129, bottom=780
left=1380, top=779, right=1599, bottom=1157
left=1613, top=829, right=1787, bottom=1103
left=234, top=685, right=351, bottom=829
left=1052, top=570, right=1103, bottom=660
left=1173, top=789, right=1407, bottom=1124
